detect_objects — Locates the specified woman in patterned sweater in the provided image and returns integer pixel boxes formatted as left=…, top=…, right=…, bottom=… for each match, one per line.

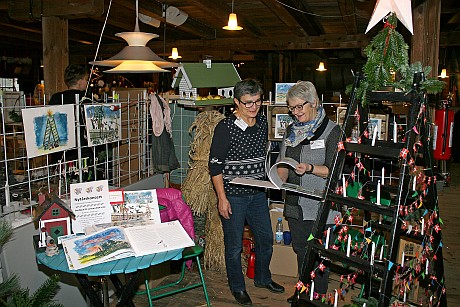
left=209, top=79, right=284, bottom=306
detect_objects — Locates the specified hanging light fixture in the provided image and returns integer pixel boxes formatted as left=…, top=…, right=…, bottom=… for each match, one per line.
left=316, top=61, right=327, bottom=71
left=438, top=48, right=449, bottom=78
left=168, top=47, right=182, bottom=60
left=90, top=0, right=176, bottom=73
left=223, top=0, right=243, bottom=31
left=439, top=68, right=448, bottom=79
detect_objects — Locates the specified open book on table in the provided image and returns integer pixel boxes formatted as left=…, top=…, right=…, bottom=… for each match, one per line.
left=61, top=220, right=194, bottom=270
left=230, top=157, right=323, bottom=198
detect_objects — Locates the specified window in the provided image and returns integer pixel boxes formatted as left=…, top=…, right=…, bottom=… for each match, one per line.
left=52, top=208, right=60, bottom=216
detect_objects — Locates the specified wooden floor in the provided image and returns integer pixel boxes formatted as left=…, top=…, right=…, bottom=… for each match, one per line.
left=128, top=163, right=460, bottom=307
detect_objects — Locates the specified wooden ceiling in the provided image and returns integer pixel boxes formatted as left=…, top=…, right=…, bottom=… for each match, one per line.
left=0, top=0, right=459, bottom=62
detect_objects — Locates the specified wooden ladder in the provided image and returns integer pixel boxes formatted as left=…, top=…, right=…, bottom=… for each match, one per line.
left=292, top=73, right=446, bottom=306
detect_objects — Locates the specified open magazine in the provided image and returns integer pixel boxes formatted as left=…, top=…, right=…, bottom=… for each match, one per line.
left=61, top=220, right=194, bottom=270
left=230, top=157, right=323, bottom=198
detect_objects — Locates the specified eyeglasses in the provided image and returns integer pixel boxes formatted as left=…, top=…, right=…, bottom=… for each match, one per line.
left=287, top=100, right=309, bottom=112
left=237, top=98, right=262, bottom=108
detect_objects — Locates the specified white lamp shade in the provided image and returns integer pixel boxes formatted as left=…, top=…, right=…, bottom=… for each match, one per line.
left=115, top=31, right=159, bottom=46
left=439, top=68, right=448, bottom=78
left=90, top=46, right=178, bottom=68
left=104, top=60, right=169, bottom=73
left=168, top=48, right=182, bottom=59
left=223, top=13, right=243, bottom=30
left=316, top=62, right=327, bottom=71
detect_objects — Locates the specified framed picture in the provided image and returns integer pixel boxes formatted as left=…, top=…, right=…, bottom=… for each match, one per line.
left=275, top=83, right=296, bottom=104
left=368, top=118, right=384, bottom=140
left=22, top=105, right=76, bottom=158
left=274, top=114, right=293, bottom=139
left=84, top=104, right=121, bottom=146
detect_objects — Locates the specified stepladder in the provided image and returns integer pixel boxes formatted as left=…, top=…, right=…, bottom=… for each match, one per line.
left=291, top=73, right=447, bottom=307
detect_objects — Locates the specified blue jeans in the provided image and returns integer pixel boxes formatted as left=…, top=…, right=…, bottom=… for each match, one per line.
left=221, top=192, right=273, bottom=292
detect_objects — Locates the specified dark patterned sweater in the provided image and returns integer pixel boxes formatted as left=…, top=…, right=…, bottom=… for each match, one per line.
left=209, top=113, right=268, bottom=195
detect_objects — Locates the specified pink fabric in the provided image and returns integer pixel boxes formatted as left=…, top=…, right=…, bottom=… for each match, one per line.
left=156, top=188, right=195, bottom=242
left=156, top=188, right=195, bottom=269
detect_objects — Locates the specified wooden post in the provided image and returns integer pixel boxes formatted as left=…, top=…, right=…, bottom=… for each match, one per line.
left=42, top=16, right=69, bottom=101
left=411, top=0, right=441, bottom=78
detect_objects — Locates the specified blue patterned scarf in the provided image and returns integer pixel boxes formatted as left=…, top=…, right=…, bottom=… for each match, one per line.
left=285, top=106, right=326, bottom=147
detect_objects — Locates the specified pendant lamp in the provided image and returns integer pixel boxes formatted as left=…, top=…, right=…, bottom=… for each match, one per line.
left=90, top=0, right=176, bottom=72
left=168, top=47, right=182, bottom=60
left=316, top=62, right=327, bottom=72
left=223, top=0, right=243, bottom=30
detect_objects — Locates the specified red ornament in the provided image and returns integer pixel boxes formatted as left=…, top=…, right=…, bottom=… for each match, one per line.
left=338, top=141, right=345, bottom=151
left=400, top=148, right=409, bottom=159
left=318, top=263, right=326, bottom=272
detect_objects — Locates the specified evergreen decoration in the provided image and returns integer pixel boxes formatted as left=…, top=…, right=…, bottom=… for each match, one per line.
left=393, top=62, right=446, bottom=94
left=347, top=13, right=445, bottom=104
left=344, top=296, right=379, bottom=307
left=0, top=220, right=63, bottom=307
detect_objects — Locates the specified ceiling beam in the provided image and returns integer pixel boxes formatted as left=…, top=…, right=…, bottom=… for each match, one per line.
left=7, top=0, right=104, bottom=20
left=337, top=0, right=358, bottom=35
left=280, top=0, right=324, bottom=36
left=161, top=34, right=370, bottom=51
left=440, top=31, right=460, bottom=46
left=188, top=0, right=263, bottom=37
left=76, top=33, right=371, bottom=57
left=259, top=0, right=309, bottom=37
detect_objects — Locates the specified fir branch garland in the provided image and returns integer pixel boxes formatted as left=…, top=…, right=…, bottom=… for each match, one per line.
left=347, top=13, right=445, bottom=104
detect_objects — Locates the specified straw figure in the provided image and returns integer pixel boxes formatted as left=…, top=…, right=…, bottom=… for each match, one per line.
left=182, top=110, right=226, bottom=271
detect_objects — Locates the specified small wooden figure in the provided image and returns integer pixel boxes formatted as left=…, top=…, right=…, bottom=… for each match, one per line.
left=45, top=236, right=59, bottom=257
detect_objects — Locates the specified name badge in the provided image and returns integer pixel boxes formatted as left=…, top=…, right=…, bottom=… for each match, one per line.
left=234, top=117, right=248, bottom=131
left=310, top=139, right=325, bottom=149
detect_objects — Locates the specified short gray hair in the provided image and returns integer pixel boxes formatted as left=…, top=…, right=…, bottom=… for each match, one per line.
left=286, top=81, right=320, bottom=109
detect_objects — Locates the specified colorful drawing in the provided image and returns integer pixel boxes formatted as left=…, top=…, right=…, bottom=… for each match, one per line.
left=71, top=227, right=131, bottom=264
left=22, top=105, right=76, bottom=158
left=275, top=83, right=296, bottom=104
left=84, top=103, right=121, bottom=146
left=123, top=189, right=161, bottom=223
left=275, top=114, right=294, bottom=139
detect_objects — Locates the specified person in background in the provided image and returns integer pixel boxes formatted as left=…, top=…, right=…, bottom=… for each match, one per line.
left=49, top=64, right=95, bottom=181
left=276, top=81, right=340, bottom=302
left=209, top=79, right=285, bottom=306
left=49, top=64, right=90, bottom=106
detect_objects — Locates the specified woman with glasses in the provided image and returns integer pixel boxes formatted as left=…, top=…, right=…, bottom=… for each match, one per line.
left=209, top=79, right=284, bottom=306
left=276, top=81, right=340, bottom=302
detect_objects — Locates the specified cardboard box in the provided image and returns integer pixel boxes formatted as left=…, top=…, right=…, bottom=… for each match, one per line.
left=270, top=244, right=298, bottom=277
left=268, top=203, right=297, bottom=277
left=397, top=239, right=422, bottom=264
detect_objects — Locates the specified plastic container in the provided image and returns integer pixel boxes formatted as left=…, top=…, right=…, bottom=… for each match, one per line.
left=275, top=217, right=283, bottom=244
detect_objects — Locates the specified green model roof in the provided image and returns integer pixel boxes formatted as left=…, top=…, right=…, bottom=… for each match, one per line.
left=173, top=63, right=241, bottom=88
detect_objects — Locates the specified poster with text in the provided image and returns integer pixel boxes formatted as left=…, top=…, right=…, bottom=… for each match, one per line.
left=22, top=105, right=76, bottom=158
left=70, top=179, right=111, bottom=233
